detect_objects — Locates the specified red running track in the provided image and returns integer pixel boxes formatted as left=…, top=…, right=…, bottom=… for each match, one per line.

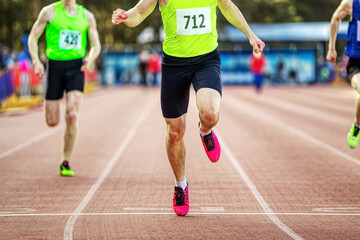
left=0, top=85, right=359, bottom=239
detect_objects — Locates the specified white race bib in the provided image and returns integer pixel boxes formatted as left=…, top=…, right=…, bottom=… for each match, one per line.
left=357, top=21, right=360, bottom=41
left=176, top=7, right=211, bottom=35
left=59, top=30, right=82, bottom=50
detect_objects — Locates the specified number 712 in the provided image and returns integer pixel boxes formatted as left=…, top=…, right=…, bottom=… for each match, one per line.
left=184, top=14, right=206, bottom=29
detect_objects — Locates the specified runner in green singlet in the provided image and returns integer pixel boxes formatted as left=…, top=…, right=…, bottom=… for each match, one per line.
left=28, top=0, right=101, bottom=176
left=112, top=0, right=264, bottom=216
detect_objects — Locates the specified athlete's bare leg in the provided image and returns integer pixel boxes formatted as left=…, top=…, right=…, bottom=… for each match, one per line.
left=62, top=90, right=83, bottom=162
left=45, top=100, right=61, bottom=127
left=165, top=114, right=187, bottom=182
left=196, top=88, right=221, bottom=132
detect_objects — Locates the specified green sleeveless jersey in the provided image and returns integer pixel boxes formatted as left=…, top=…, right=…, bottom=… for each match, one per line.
left=46, top=2, right=88, bottom=60
left=160, top=0, right=218, bottom=57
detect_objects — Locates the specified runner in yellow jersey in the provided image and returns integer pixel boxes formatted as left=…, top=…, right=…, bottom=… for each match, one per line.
left=112, top=0, right=264, bottom=216
left=28, top=0, right=101, bottom=176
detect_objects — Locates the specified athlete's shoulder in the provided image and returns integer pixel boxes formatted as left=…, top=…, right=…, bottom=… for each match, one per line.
left=83, top=8, right=99, bottom=29
left=38, top=3, right=56, bottom=23
left=340, top=0, right=353, bottom=11
left=83, top=8, right=96, bottom=24
left=159, top=0, right=168, bottom=8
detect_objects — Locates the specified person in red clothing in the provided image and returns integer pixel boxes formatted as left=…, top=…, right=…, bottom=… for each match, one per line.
left=147, top=51, right=161, bottom=85
left=249, top=52, right=267, bottom=93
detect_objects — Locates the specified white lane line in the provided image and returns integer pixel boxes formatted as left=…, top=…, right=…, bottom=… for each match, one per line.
left=63, top=99, right=156, bottom=240
left=313, top=207, right=360, bottom=213
left=0, top=126, right=64, bottom=160
left=122, top=207, right=225, bottom=212
left=2, top=212, right=360, bottom=217
left=0, top=89, right=130, bottom=160
left=218, top=132, right=304, bottom=240
left=240, top=91, right=348, bottom=126
left=225, top=94, right=360, bottom=166
left=189, top=98, right=302, bottom=239
left=267, top=91, right=353, bottom=114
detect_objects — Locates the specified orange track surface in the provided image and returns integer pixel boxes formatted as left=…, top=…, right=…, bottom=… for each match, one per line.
left=0, top=85, right=359, bottom=239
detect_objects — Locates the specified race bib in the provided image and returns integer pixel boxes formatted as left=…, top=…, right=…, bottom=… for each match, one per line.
left=59, top=30, right=82, bottom=50
left=176, top=7, right=211, bottom=35
left=357, top=21, right=360, bottom=41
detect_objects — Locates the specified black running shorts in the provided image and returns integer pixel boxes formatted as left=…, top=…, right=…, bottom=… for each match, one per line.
left=45, top=58, right=84, bottom=100
left=346, top=57, right=360, bottom=81
left=161, top=49, right=222, bottom=119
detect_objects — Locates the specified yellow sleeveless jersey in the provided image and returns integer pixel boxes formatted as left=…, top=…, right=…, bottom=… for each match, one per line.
left=160, top=0, right=218, bottom=57
left=46, top=1, right=88, bottom=60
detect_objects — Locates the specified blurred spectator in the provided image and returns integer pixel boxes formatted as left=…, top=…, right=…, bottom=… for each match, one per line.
left=3, top=49, right=16, bottom=69
left=147, top=51, right=161, bottom=85
left=138, top=50, right=149, bottom=86
left=249, top=52, right=267, bottom=94
left=276, top=54, right=285, bottom=84
left=17, top=51, right=32, bottom=97
left=0, top=47, right=4, bottom=72
left=288, top=69, right=298, bottom=85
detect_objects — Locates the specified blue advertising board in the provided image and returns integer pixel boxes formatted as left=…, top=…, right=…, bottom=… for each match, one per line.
left=101, top=49, right=317, bottom=85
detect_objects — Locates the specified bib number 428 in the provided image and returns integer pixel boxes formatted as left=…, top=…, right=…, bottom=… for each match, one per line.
left=59, top=30, right=82, bottom=50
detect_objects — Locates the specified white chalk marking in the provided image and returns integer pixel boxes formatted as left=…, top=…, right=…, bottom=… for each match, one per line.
left=225, top=94, right=360, bottom=166
left=218, top=132, right=304, bottom=240
left=63, top=100, right=156, bottom=240
left=1, top=212, right=360, bottom=217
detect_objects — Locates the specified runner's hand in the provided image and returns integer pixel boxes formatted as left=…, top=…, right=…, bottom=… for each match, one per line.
left=250, top=34, right=265, bottom=56
left=34, top=61, right=44, bottom=79
left=112, top=9, right=128, bottom=24
left=326, top=49, right=337, bottom=64
left=81, top=58, right=94, bottom=72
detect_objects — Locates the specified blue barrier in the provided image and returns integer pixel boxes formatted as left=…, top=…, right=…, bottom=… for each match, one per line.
left=0, top=71, right=14, bottom=105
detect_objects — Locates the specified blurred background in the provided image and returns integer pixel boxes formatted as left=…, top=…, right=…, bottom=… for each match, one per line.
left=0, top=0, right=351, bottom=110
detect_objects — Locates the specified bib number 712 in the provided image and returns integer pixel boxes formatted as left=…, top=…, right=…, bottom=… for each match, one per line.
left=183, top=14, right=206, bottom=29
left=176, top=7, right=211, bottom=35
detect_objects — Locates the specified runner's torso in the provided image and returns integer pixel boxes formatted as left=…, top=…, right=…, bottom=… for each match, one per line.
left=160, top=0, right=218, bottom=57
left=345, top=0, right=360, bottom=58
left=46, top=1, right=89, bottom=61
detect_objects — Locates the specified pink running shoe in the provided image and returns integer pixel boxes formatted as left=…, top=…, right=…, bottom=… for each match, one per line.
left=173, top=185, right=189, bottom=216
left=201, top=130, right=221, bottom=162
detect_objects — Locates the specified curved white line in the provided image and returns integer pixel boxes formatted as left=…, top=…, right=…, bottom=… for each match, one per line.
left=0, top=126, right=63, bottom=160
left=63, top=100, right=156, bottom=240
left=225, top=94, right=360, bottom=166
left=218, top=132, right=304, bottom=240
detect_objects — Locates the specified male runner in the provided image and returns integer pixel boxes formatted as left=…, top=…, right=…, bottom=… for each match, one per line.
left=28, top=0, right=101, bottom=176
left=327, top=0, right=360, bottom=149
left=112, top=0, right=264, bottom=216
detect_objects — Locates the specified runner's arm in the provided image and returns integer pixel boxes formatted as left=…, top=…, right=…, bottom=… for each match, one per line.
left=112, top=0, right=158, bottom=27
left=327, top=0, right=352, bottom=64
left=28, top=5, right=53, bottom=78
left=81, top=10, right=101, bottom=72
left=217, top=0, right=265, bottom=54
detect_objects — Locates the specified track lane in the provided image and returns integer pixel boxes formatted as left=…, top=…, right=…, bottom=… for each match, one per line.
left=221, top=86, right=360, bottom=239
left=1, top=86, right=359, bottom=239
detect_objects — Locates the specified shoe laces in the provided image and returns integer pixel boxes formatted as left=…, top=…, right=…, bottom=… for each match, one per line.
left=203, top=132, right=215, bottom=151
left=175, top=188, right=185, bottom=206
left=354, top=125, right=360, bottom=137
left=61, top=161, right=71, bottom=171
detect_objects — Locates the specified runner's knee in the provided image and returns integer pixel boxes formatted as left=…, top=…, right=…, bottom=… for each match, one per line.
left=199, top=107, right=218, bottom=127
left=46, top=118, right=59, bottom=127
left=352, top=77, right=360, bottom=93
left=46, top=112, right=59, bottom=127
left=65, top=108, right=78, bottom=126
left=166, top=119, right=186, bottom=144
